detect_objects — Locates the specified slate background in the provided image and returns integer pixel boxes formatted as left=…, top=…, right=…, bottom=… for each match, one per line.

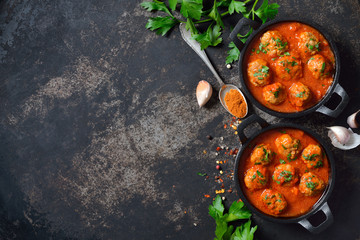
left=0, top=0, right=359, bottom=239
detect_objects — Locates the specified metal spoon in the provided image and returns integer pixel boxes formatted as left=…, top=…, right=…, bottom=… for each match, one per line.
left=179, top=23, right=248, bottom=118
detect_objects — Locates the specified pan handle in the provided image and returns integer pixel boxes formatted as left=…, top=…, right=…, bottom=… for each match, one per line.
left=229, top=17, right=261, bottom=51
left=298, top=202, right=334, bottom=234
left=315, top=84, right=349, bottom=118
left=237, top=114, right=269, bottom=144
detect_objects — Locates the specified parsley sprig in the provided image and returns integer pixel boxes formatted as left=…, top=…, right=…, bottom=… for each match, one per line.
left=141, top=0, right=280, bottom=64
left=209, top=195, right=256, bottom=240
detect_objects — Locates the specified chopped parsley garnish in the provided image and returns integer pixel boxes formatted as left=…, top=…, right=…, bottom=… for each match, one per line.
left=302, top=154, right=319, bottom=161
left=279, top=130, right=286, bottom=133
left=291, top=61, right=298, bottom=66
left=251, top=174, right=256, bottom=181
left=279, top=159, right=286, bottom=164
left=306, top=181, right=318, bottom=191
left=296, top=91, right=306, bottom=98
left=279, top=170, right=293, bottom=182
left=285, top=67, right=290, bottom=73
left=273, top=90, right=280, bottom=98
left=262, top=148, right=270, bottom=162
left=256, top=170, right=264, bottom=178
left=284, top=52, right=290, bottom=56
left=314, top=160, right=323, bottom=168
left=321, top=62, right=326, bottom=73
left=281, top=144, right=287, bottom=150
left=197, top=172, right=207, bottom=176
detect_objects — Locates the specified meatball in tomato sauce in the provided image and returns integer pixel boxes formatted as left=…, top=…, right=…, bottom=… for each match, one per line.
left=299, top=32, right=320, bottom=56
left=299, top=172, right=325, bottom=196
left=275, top=56, right=302, bottom=81
left=250, top=144, right=274, bottom=166
left=261, top=189, right=287, bottom=215
left=263, top=82, right=286, bottom=105
left=247, top=59, right=271, bottom=87
left=307, top=54, right=333, bottom=79
left=244, top=166, right=268, bottom=190
left=260, top=30, right=288, bottom=57
left=275, top=134, right=301, bottom=160
left=288, top=82, right=311, bottom=107
left=301, top=144, right=323, bottom=169
left=272, top=164, right=299, bottom=187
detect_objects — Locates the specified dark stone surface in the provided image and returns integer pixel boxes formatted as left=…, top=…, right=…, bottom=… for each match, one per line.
left=0, top=0, right=359, bottom=239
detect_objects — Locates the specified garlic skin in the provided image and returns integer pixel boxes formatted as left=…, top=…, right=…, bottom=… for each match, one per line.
left=328, top=127, right=360, bottom=150
left=347, top=110, right=360, bottom=128
left=327, top=126, right=351, bottom=145
left=196, top=80, right=213, bottom=107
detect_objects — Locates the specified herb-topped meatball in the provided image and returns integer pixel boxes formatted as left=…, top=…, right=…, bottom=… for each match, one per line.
left=272, top=164, right=299, bottom=186
left=288, top=82, right=312, bottom=107
left=244, top=166, right=268, bottom=190
left=307, top=54, right=333, bottom=79
left=248, top=59, right=271, bottom=86
left=261, top=189, right=287, bottom=215
left=299, top=172, right=325, bottom=196
left=275, top=134, right=301, bottom=160
left=260, top=30, right=288, bottom=57
left=250, top=144, right=274, bottom=165
left=263, top=82, right=286, bottom=105
left=275, top=56, right=302, bottom=81
left=301, top=144, right=324, bottom=169
left=299, top=32, right=320, bottom=56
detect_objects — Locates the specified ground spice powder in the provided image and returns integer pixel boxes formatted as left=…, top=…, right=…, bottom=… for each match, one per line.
left=224, top=89, right=247, bottom=118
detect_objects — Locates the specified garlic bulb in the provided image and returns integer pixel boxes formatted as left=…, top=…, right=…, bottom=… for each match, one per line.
left=347, top=110, right=360, bottom=128
left=196, top=80, right=212, bottom=107
left=327, top=126, right=351, bottom=145
left=327, top=126, right=360, bottom=150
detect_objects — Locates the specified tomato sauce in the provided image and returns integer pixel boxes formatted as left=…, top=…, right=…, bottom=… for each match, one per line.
left=243, top=22, right=335, bottom=113
left=238, top=128, right=330, bottom=218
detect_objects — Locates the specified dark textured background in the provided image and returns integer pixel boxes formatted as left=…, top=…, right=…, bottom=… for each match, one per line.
left=0, top=0, right=359, bottom=239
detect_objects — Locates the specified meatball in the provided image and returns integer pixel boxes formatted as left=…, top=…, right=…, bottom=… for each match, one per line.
left=263, top=82, right=286, bottom=105
left=250, top=144, right=274, bottom=165
left=247, top=59, right=272, bottom=86
left=299, top=32, right=320, bottom=56
left=288, top=82, right=312, bottom=107
left=244, top=166, right=268, bottom=190
left=275, top=134, right=301, bottom=160
left=272, top=164, right=299, bottom=186
left=301, top=144, right=324, bottom=169
left=261, top=189, right=287, bottom=215
left=275, top=56, right=302, bottom=80
left=299, top=172, right=325, bottom=196
left=307, top=54, right=333, bottom=79
left=260, top=30, right=288, bottom=57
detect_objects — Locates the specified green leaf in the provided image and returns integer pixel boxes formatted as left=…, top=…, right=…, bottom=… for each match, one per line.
left=197, top=172, right=207, bottom=176
left=228, top=0, right=246, bottom=15
left=254, top=0, right=280, bottom=23
left=215, top=220, right=228, bottom=240
left=145, top=16, right=179, bottom=36
left=140, top=1, right=173, bottom=16
left=232, top=220, right=257, bottom=240
left=168, top=0, right=177, bottom=10
left=208, top=0, right=224, bottom=28
left=226, top=41, right=240, bottom=64
left=192, top=24, right=223, bottom=50
left=185, top=18, right=198, bottom=34
left=180, top=0, right=203, bottom=20
left=224, top=200, right=252, bottom=222
left=209, top=195, right=225, bottom=220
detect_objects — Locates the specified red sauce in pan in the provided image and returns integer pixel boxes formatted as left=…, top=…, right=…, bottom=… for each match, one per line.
left=238, top=128, right=330, bottom=217
left=243, top=22, right=335, bottom=113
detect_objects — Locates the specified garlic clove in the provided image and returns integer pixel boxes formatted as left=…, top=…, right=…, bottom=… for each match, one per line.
left=328, top=127, right=360, bottom=150
left=327, top=126, right=351, bottom=145
left=347, top=110, right=360, bottom=128
left=196, top=80, right=213, bottom=107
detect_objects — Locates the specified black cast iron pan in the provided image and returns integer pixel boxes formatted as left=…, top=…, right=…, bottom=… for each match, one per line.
left=230, top=17, right=349, bottom=118
left=234, top=114, right=335, bottom=233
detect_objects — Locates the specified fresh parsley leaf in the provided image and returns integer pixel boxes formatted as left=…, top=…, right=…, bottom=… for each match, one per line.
left=209, top=195, right=225, bottom=220
left=145, top=16, right=179, bottom=36
left=215, top=220, right=228, bottom=240
left=192, top=24, right=222, bottom=50
left=168, top=0, right=177, bottom=10
left=141, top=1, right=173, bottom=16
left=232, top=220, right=257, bottom=240
left=226, top=41, right=240, bottom=64
left=180, top=0, right=203, bottom=20
left=229, top=0, right=246, bottom=15
left=208, top=0, right=224, bottom=28
left=224, top=200, right=252, bottom=222
left=185, top=18, right=198, bottom=34
left=254, top=0, right=280, bottom=23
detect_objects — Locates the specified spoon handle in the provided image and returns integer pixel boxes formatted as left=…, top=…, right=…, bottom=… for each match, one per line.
left=179, top=23, right=224, bottom=87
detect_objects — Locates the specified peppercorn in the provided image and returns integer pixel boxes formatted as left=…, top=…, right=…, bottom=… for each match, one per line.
left=216, top=165, right=221, bottom=170
left=206, top=135, right=213, bottom=140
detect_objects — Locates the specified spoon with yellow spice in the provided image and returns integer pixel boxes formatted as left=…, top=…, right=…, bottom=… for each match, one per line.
left=179, top=23, right=248, bottom=118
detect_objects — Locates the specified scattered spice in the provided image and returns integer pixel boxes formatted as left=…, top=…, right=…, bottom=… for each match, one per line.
left=224, top=89, right=247, bottom=118
left=204, top=194, right=211, bottom=198
left=207, top=135, right=213, bottom=140
left=216, top=165, right=221, bottom=170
